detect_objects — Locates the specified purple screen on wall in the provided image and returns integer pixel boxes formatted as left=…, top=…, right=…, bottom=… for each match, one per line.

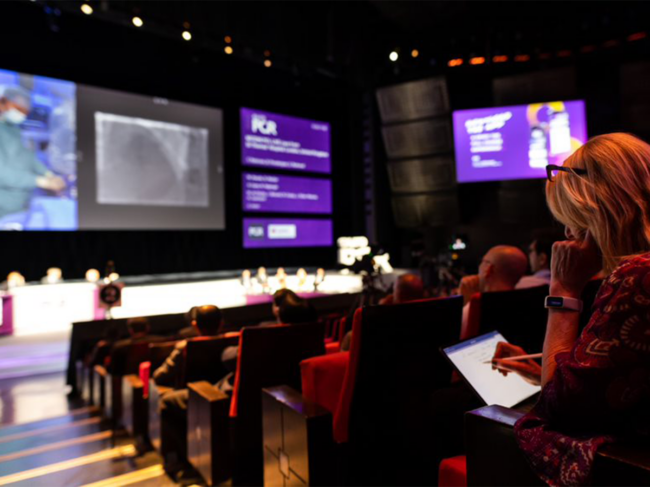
left=453, top=100, right=588, bottom=183
left=240, top=108, right=331, bottom=174
left=243, top=218, right=333, bottom=248
left=243, top=173, right=332, bottom=214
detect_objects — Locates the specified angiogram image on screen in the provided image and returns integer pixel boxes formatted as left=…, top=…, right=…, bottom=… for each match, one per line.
left=95, top=113, right=209, bottom=208
left=0, top=69, right=77, bottom=230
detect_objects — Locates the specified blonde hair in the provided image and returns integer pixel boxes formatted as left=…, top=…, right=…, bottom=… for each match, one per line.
left=546, top=133, right=650, bottom=272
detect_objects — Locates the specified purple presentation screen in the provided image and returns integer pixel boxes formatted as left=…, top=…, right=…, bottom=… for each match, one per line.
left=241, top=108, right=331, bottom=174
left=453, top=100, right=588, bottom=183
left=243, top=173, right=332, bottom=214
left=243, top=218, right=333, bottom=248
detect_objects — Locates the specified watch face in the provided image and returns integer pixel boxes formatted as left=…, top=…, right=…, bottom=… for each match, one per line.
left=547, top=297, right=564, bottom=307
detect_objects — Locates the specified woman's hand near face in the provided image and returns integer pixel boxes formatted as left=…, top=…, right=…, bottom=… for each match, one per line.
left=550, top=231, right=602, bottom=298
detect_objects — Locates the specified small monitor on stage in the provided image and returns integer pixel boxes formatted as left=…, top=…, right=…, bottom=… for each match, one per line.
left=452, top=100, right=588, bottom=183
left=441, top=330, right=541, bottom=408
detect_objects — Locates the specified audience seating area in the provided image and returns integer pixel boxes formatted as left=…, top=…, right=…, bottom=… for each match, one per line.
left=4, top=282, right=650, bottom=487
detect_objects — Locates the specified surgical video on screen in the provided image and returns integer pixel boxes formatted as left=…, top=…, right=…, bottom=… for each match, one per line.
left=0, top=69, right=76, bottom=230
left=0, top=68, right=224, bottom=231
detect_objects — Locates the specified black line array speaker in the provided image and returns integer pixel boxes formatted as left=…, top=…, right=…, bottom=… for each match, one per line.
left=387, top=156, right=456, bottom=194
left=376, top=77, right=450, bottom=124
left=391, top=191, right=459, bottom=228
left=376, top=77, right=457, bottom=228
left=381, top=118, right=453, bottom=160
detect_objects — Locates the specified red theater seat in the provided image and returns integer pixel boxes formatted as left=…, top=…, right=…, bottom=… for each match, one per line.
left=301, top=351, right=349, bottom=414
left=439, top=456, right=467, bottom=487
left=263, top=296, right=465, bottom=485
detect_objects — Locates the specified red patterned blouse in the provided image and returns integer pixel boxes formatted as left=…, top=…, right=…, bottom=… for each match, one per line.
left=515, top=253, right=650, bottom=486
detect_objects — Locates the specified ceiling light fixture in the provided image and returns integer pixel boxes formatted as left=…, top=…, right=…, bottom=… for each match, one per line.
left=80, top=3, right=93, bottom=15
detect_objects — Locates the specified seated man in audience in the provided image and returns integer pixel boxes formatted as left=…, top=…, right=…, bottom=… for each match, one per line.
left=219, top=289, right=318, bottom=375
left=176, top=306, right=201, bottom=339
left=516, top=229, right=562, bottom=289
left=109, top=316, right=160, bottom=373
left=153, top=305, right=221, bottom=387
left=155, top=305, right=222, bottom=481
left=341, top=273, right=425, bottom=351
left=459, top=245, right=528, bottom=339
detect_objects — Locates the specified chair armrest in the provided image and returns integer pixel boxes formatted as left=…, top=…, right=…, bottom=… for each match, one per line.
left=465, top=406, right=542, bottom=486
left=301, top=352, right=349, bottom=414
left=263, top=386, right=334, bottom=486
left=187, top=381, right=231, bottom=486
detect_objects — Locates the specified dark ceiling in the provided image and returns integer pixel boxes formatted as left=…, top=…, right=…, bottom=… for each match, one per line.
left=22, top=1, right=650, bottom=86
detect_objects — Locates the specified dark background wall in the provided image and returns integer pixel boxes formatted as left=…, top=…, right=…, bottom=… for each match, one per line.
left=0, top=1, right=366, bottom=281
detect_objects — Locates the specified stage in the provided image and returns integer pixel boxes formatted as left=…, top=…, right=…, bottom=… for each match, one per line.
left=1, top=269, right=370, bottom=337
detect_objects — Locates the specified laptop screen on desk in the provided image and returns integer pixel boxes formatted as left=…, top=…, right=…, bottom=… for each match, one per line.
left=442, top=330, right=541, bottom=408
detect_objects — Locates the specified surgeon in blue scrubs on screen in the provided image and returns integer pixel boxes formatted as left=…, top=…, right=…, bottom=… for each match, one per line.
left=0, top=86, right=66, bottom=220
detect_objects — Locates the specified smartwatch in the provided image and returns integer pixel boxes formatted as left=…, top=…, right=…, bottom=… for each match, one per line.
left=545, top=296, right=583, bottom=312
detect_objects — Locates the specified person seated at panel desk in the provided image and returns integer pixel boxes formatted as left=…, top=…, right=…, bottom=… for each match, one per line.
left=340, top=273, right=425, bottom=352
left=458, top=245, right=529, bottom=340
left=0, top=86, right=66, bottom=221
left=153, top=305, right=223, bottom=481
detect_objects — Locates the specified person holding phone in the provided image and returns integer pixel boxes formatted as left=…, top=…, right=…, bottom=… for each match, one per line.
left=491, top=133, right=650, bottom=486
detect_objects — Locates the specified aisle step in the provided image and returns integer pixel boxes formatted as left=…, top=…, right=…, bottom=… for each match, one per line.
left=0, top=407, right=100, bottom=439
left=0, top=430, right=114, bottom=478
left=0, top=417, right=105, bottom=456
left=81, top=464, right=167, bottom=487
left=0, top=444, right=137, bottom=486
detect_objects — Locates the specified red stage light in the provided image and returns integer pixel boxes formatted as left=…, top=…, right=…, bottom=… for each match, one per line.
left=627, top=32, right=647, bottom=42
left=492, top=55, right=508, bottom=63
left=470, top=56, right=486, bottom=65
left=448, top=58, right=463, bottom=67
left=514, top=54, right=530, bottom=62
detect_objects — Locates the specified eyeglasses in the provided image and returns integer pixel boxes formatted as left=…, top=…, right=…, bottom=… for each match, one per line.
left=546, top=164, right=588, bottom=182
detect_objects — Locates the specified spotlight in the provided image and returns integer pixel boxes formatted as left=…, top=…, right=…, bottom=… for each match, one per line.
left=182, top=30, right=192, bottom=41
left=493, top=55, right=508, bottom=63
left=264, top=49, right=271, bottom=57
left=80, top=3, right=93, bottom=15
left=411, top=49, right=419, bottom=58
left=225, top=45, right=233, bottom=55
left=470, top=56, right=486, bottom=65
left=389, top=51, right=399, bottom=62
left=132, top=16, right=143, bottom=27
left=264, top=59, right=272, bottom=68
left=514, top=54, right=531, bottom=62
left=448, top=58, right=463, bottom=67
left=225, top=35, right=232, bottom=44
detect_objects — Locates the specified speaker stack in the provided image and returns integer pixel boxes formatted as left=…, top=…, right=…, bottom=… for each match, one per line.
left=376, top=77, right=458, bottom=228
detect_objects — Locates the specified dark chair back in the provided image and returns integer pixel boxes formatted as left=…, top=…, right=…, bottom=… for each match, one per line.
left=476, top=285, right=549, bottom=353
left=230, top=322, right=326, bottom=485
left=148, top=341, right=178, bottom=371
left=340, top=296, right=464, bottom=485
left=180, top=332, right=241, bottom=388
left=110, top=340, right=156, bottom=376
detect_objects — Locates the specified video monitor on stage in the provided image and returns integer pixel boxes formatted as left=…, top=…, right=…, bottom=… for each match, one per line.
left=242, top=172, right=332, bottom=214
left=240, top=108, right=331, bottom=174
left=243, top=218, right=333, bottom=248
left=0, top=67, right=225, bottom=231
left=452, top=100, right=587, bottom=183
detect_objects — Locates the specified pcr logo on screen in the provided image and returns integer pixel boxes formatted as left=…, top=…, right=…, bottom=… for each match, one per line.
left=248, top=225, right=265, bottom=239
left=251, top=114, right=278, bottom=136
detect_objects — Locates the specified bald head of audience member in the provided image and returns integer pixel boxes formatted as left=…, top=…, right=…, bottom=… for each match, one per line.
left=394, top=274, right=425, bottom=303
left=479, top=245, right=528, bottom=292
